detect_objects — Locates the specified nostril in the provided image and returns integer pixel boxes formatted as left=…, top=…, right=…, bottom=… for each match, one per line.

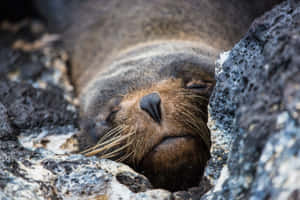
left=140, top=92, right=161, bottom=123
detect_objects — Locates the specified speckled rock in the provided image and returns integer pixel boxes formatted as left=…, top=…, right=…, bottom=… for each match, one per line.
left=1, top=1, right=299, bottom=199
left=0, top=19, right=172, bottom=200
left=205, top=1, right=300, bottom=199
left=1, top=147, right=171, bottom=200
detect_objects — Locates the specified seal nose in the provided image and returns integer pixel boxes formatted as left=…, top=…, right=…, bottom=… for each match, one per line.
left=140, top=92, right=161, bottom=123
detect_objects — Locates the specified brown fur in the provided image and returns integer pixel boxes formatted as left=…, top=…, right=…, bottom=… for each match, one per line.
left=82, top=78, right=213, bottom=190
left=34, top=0, right=283, bottom=92
left=34, top=0, right=283, bottom=191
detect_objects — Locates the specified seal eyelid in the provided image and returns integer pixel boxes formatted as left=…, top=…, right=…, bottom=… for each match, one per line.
left=185, top=80, right=214, bottom=90
left=186, top=83, right=207, bottom=89
left=105, top=106, right=121, bottom=122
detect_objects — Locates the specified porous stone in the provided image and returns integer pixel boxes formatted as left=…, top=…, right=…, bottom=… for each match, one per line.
left=1, top=1, right=299, bottom=199
left=0, top=19, right=172, bottom=200
left=205, top=1, right=300, bottom=199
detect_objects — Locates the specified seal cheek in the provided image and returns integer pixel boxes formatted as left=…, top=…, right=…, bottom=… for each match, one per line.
left=140, top=136, right=205, bottom=191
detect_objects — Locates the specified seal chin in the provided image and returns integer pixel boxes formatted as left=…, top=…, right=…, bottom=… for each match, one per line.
left=139, top=135, right=205, bottom=191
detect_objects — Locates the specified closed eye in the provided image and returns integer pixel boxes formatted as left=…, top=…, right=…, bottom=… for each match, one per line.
left=186, top=84, right=207, bottom=89
left=185, top=80, right=214, bottom=97
left=106, top=107, right=120, bottom=122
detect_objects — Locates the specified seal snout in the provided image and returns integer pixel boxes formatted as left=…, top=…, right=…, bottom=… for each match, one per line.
left=85, top=79, right=211, bottom=191
left=140, top=92, right=161, bottom=123
left=140, top=135, right=205, bottom=191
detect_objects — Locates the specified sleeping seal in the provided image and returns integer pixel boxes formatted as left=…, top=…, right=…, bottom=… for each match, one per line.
left=34, top=0, right=283, bottom=191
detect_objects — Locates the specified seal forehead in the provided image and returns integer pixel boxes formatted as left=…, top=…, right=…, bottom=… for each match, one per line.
left=81, top=41, right=216, bottom=117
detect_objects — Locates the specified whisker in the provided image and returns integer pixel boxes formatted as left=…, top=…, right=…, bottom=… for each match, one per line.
left=80, top=133, right=123, bottom=154
left=177, top=107, right=210, bottom=148
left=84, top=134, right=130, bottom=156
left=116, top=128, right=137, bottom=162
left=99, top=129, right=135, bottom=158
left=178, top=102, right=207, bottom=117
left=100, top=141, right=132, bottom=159
left=84, top=129, right=135, bottom=157
left=116, top=151, right=134, bottom=162
left=97, top=125, right=125, bottom=144
left=80, top=125, right=125, bottom=154
left=176, top=91, right=209, bottom=101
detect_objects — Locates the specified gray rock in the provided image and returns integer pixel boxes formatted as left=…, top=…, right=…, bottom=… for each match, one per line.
left=1, top=1, right=300, bottom=199
left=0, top=20, right=172, bottom=200
left=205, top=1, right=300, bottom=199
left=0, top=102, right=14, bottom=140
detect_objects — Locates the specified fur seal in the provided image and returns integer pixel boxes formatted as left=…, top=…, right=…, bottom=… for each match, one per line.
left=34, top=0, right=283, bottom=191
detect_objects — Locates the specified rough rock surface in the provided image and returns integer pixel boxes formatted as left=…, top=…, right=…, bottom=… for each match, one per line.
left=206, top=1, right=300, bottom=200
left=0, top=20, right=172, bottom=200
left=1, top=1, right=300, bottom=200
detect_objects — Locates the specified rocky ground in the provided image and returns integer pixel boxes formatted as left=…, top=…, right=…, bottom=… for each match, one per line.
left=0, top=20, right=173, bottom=200
left=0, top=1, right=299, bottom=200
left=208, top=1, right=300, bottom=200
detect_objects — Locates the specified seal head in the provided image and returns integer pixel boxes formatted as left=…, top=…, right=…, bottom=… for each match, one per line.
left=80, top=42, right=215, bottom=190
left=120, top=79, right=212, bottom=190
